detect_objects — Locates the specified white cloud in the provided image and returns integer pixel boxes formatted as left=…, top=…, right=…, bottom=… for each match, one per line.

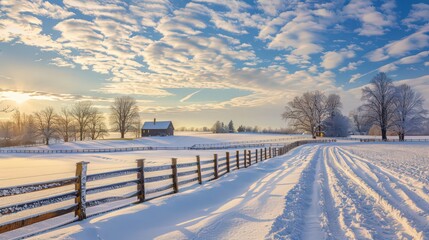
left=367, top=24, right=429, bottom=62
left=378, top=63, right=398, bottom=72
left=257, top=0, right=285, bottom=16
left=425, top=62, right=429, bottom=67
left=130, top=0, right=172, bottom=28
left=402, top=3, right=429, bottom=29
left=349, top=73, right=362, bottom=83
left=397, top=51, right=429, bottom=64
left=376, top=51, right=429, bottom=73
left=339, top=60, right=364, bottom=72
left=50, top=57, right=75, bottom=68
left=343, top=0, right=394, bottom=36
left=258, top=2, right=341, bottom=67
left=0, top=88, right=124, bottom=103
left=180, top=90, right=201, bottom=102
left=321, top=47, right=356, bottom=69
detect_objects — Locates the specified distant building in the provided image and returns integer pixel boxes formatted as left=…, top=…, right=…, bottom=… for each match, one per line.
left=141, top=119, right=174, bottom=137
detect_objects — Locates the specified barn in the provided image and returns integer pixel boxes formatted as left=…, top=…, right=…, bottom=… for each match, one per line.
left=141, top=119, right=174, bottom=137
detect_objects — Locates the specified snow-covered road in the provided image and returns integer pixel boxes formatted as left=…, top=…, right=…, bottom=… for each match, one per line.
left=7, top=142, right=429, bottom=240
left=270, top=144, right=429, bottom=240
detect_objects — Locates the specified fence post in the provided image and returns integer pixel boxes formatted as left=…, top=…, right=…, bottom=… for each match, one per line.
left=264, top=148, right=267, bottom=160
left=269, top=147, right=272, bottom=158
left=137, top=159, right=146, bottom=202
left=244, top=150, right=247, bottom=168
left=248, top=150, right=252, bottom=166
left=255, top=149, right=258, bottom=163
left=236, top=150, right=240, bottom=169
left=226, top=152, right=230, bottom=173
left=214, top=154, right=219, bottom=179
left=75, top=161, right=88, bottom=220
left=172, top=158, right=179, bottom=193
left=260, top=148, right=263, bottom=162
left=196, top=155, right=202, bottom=184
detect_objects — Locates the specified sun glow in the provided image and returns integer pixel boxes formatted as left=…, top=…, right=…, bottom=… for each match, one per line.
left=1, top=91, right=32, bottom=104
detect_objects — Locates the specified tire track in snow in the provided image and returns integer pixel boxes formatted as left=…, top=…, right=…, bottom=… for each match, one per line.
left=325, top=147, right=390, bottom=239
left=302, top=148, right=324, bottom=240
left=330, top=147, right=424, bottom=239
left=336, top=147, right=429, bottom=237
left=339, top=148, right=429, bottom=209
left=318, top=147, right=347, bottom=240
left=267, top=145, right=322, bottom=239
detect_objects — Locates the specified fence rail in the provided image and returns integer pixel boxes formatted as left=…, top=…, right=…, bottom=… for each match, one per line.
left=0, top=139, right=335, bottom=236
left=0, top=146, right=187, bottom=154
left=0, top=137, right=314, bottom=154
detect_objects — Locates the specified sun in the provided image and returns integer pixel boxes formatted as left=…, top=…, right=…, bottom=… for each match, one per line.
left=1, top=91, right=32, bottom=104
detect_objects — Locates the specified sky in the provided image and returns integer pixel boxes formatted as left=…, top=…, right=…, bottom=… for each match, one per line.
left=0, top=0, right=428, bottom=129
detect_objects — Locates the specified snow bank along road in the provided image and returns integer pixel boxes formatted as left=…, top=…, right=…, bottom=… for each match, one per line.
left=12, top=142, right=429, bottom=239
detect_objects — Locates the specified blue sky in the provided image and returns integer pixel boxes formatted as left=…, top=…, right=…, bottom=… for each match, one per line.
left=0, top=0, right=428, bottom=128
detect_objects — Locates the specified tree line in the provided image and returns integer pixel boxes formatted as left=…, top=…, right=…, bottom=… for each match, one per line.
left=283, top=72, right=428, bottom=140
left=0, top=96, right=140, bottom=146
left=210, top=120, right=298, bottom=134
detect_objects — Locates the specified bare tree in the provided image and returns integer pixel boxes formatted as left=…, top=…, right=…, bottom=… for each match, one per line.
left=132, top=117, right=141, bottom=138
left=21, top=114, right=37, bottom=144
left=110, top=96, right=140, bottom=139
left=88, top=109, right=109, bottom=140
left=12, top=110, right=23, bottom=137
left=326, top=94, right=342, bottom=116
left=0, top=101, right=12, bottom=113
left=56, top=107, right=75, bottom=142
left=34, top=107, right=57, bottom=145
left=282, top=91, right=343, bottom=138
left=349, top=108, right=371, bottom=134
left=360, top=72, right=397, bottom=141
left=0, top=121, right=14, bottom=142
left=283, top=92, right=318, bottom=138
left=393, top=84, right=428, bottom=141
left=71, top=101, right=94, bottom=141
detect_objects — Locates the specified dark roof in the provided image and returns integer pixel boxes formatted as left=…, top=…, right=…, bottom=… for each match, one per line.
left=142, top=121, right=173, bottom=130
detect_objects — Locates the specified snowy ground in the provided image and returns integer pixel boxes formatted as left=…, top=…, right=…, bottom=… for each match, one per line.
left=1, top=134, right=428, bottom=239
left=25, top=144, right=318, bottom=240
left=269, top=142, right=429, bottom=240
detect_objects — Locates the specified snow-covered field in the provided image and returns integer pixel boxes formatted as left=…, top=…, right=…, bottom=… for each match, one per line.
left=1, top=133, right=428, bottom=239
left=3, top=132, right=309, bottom=151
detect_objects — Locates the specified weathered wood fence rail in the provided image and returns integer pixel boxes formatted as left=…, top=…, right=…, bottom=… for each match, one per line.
left=0, top=146, right=187, bottom=154
left=0, top=139, right=335, bottom=235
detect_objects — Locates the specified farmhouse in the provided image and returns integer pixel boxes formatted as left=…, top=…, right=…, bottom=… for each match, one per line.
left=141, top=119, right=174, bottom=137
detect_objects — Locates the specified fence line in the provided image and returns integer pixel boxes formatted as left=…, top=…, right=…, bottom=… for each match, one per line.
left=0, top=137, right=312, bottom=154
left=189, top=136, right=311, bottom=149
left=0, top=139, right=335, bottom=236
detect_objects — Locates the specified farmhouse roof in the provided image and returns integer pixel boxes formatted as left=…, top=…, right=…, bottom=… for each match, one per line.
left=142, top=121, right=173, bottom=130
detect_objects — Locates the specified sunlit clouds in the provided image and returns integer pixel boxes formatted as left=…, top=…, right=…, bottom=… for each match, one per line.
left=0, top=0, right=428, bottom=127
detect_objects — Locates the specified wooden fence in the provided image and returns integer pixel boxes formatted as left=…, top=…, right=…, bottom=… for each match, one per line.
left=0, top=137, right=312, bottom=154
left=0, top=146, right=187, bottom=154
left=0, top=139, right=335, bottom=236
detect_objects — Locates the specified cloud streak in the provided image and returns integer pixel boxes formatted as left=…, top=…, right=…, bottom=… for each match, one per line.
left=180, top=90, right=201, bottom=103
